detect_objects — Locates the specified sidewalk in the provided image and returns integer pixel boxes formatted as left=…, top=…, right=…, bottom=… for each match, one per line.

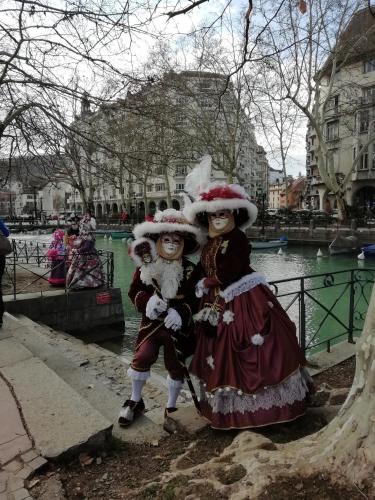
left=0, top=326, right=47, bottom=500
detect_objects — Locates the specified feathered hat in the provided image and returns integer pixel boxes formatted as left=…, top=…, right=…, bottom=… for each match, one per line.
left=183, top=155, right=258, bottom=230
left=133, top=208, right=204, bottom=255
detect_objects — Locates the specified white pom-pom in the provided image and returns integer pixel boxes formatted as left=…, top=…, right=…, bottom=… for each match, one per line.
left=251, top=333, right=264, bottom=346
left=237, top=390, right=243, bottom=396
left=218, top=388, right=223, bottom=393
left=225, top=386, right=231, bottom=392
left=253, top=394, right=257, bottom=399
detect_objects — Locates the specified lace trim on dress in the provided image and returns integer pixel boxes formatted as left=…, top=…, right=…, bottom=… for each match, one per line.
left=219, top=272, right=268, bottom=303
left=200, top=369, right=309, bottom=415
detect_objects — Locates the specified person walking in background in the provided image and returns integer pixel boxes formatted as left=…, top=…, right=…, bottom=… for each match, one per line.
left=0, top=218, right=10, bottom=327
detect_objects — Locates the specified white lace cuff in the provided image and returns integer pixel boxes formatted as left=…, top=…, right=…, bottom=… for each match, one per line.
left=195, top=278, right=209, bottom=298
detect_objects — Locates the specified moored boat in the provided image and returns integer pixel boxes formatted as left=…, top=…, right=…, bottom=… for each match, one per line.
left=110, top=231, right=133, bottom=240
left=359, top=244, right=375, bottom=259
left=250, top=238, right=288, bottom=250
left=329, top=234, right=359, bottom=256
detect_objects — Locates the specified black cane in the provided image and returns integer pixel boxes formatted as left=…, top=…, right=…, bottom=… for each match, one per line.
left=171, top=333, right=201, bottom=414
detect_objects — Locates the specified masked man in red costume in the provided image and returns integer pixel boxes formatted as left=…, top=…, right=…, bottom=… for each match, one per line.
left=184, top=156, right=313, bottom=430
left=118, top=209, right=203, bottom=427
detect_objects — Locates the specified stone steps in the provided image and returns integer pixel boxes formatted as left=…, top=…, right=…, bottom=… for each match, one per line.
left=6, top=314, right=169, bottom=445
left=0, top=319, right=112, bottom=460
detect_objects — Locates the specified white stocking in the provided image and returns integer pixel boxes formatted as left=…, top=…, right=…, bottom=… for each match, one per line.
left=167, top=375, right=183, bottom=409
left=127, top=367, right=150, bottom=402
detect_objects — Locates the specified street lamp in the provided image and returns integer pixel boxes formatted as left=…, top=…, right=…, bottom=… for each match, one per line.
left=257, top=189, right=266, bottom=237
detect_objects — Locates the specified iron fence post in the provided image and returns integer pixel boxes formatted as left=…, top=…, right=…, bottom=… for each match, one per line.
left=13, top=252, right=16, bottom=300
left=348, top=269, right=355, bottom=344
left=36, top=243, right=40, bottom=267
left=299, top=277, right=306, bottom=350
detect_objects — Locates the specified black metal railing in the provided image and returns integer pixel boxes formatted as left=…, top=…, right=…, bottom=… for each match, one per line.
left=4, top=240, right=114, bottom=299
left=269, top=268, right=375, bottom=353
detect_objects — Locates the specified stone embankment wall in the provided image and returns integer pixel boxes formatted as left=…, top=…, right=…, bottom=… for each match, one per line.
left=248, top=225, right=375, bottom=246
left=4, top=288, right=124, bottom=336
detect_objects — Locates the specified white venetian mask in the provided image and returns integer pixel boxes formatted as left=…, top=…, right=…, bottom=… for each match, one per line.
left=160, top=234, right=183, bottom=255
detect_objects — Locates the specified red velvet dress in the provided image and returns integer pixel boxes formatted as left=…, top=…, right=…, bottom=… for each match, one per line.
left=189, top=227, right=312, bottom=429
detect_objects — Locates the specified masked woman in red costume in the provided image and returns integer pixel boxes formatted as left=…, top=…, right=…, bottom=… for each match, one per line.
left=184, top=156, right=313, bottom=430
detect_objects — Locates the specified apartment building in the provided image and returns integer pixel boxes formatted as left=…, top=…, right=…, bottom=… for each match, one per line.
left=66, top=71, right=269, bottom=220
left=305, top=7, right=375, bottom=214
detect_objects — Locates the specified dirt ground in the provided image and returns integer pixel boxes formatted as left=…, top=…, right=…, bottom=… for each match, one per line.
left=30, top=356, right=360, bottom=500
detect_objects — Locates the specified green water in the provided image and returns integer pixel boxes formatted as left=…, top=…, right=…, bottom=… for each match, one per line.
left=96, top=237, right=374, bottom=361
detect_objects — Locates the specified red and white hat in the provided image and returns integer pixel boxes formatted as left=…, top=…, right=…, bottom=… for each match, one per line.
left=183, top=155, right=258, bottom=230
left=133, top=209, right=204, bottom=255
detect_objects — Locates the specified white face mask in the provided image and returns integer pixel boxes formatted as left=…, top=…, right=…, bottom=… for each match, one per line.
left=161, top=235, right=182, bottom=255
left=211, top=217, right=230, bottom=230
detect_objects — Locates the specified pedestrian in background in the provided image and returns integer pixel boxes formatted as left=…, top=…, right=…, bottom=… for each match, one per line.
left=0, top=218, right=10, bottom=327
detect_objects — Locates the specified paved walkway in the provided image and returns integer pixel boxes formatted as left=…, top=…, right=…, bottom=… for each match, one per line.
left=0, top=322, right=47, bottom=500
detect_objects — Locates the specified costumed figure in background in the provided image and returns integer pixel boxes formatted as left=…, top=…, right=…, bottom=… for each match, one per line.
left=66, top=210, right=104, bottom=289
left=65, top=215, right=80, bottom=268
left=118, top=209, right=202, bottom=428
left=184, top=155, right=313, bottom=430
left=46, top=229, right=66, bottom=287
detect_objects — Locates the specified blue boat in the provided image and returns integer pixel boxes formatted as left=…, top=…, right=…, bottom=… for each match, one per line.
left=360, top=244, right=375, bottom=259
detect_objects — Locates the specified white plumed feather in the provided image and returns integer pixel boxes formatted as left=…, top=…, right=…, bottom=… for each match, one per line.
left=185, top=155, right=212, bottom=198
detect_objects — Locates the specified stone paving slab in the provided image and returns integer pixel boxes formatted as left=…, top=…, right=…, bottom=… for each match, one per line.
left=0, top=378, right=32, bottom=467
left=166, top=406, right=208, bottom=435
left=0, top=339, right=32, bottom=368
left=308, top=340, right=356, bottom=376
left=1, top=357, right=112, bottom=459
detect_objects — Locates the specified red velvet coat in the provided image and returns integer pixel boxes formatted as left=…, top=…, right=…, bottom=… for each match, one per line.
left=128, top=258, right=198, bottom=355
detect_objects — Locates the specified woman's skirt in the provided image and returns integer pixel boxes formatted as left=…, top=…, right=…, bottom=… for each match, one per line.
left=190, top=282, right=313, bottom=429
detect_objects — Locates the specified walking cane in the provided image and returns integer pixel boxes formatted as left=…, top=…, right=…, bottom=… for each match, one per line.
left=171, top=332, right=202, bottom=414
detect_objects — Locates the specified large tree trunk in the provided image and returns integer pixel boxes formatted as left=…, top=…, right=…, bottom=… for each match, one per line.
left=336, top=195, right=349, bottom=223
left=146, top=285, right=375, bottom=498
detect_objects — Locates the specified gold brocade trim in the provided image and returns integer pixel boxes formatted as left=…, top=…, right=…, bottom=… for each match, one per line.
left=201, top=237, right=223, bottom=285
left=138, top=318, right=163, bottom=333
left=134, top=291, right=144, bottom=311
left=129, top=364, right=150, bottom=372
left=180, top=302, right=192, bottom=326
left=136, top=322, right=164, bottom=349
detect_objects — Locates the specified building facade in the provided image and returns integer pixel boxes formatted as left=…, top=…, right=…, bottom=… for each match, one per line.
left=65, top=71, right=269, bottom=221
left=305, top=7, right=375, bottom=215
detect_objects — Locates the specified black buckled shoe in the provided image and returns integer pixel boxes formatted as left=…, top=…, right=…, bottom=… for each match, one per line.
left=163, top=407, right=178, bottom=434
left=118, top=399, right=145, bottom=427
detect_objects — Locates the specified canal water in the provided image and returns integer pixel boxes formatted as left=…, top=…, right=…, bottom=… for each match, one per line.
left=96, top=237, right=375, bottom=364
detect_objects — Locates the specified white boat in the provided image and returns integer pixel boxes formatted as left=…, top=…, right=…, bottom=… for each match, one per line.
left=250, top=239, right=288, bottom=250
